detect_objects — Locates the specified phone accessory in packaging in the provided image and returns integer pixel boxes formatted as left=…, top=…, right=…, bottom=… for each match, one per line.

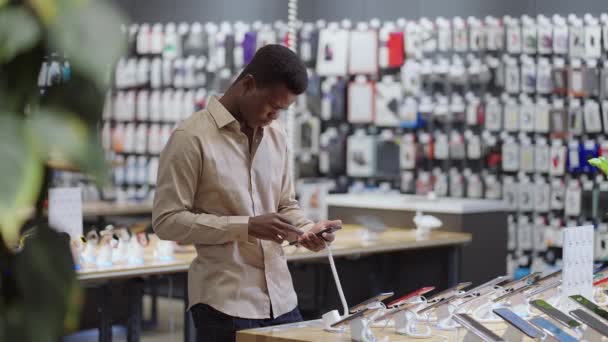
left=505, top=17, right=522, bottom=54
left=376, top=130, right=400, bottom=178
left=466, top=94, right=481, bottom=126
left=348, top=76, right=375, bottom=124
left=550, top=178, right=566, bottom=210
left=295, top=113, right=320, bottom=155
left=137, top=23, right=151, bottom=55
left=585, top=60, right=601, bottom=97
left=504, top=176, right=518, bottom=211
left=401, top=171, right=415, bottom=193
left=502, top=136, right=520, bottom=172
left=160, top=125, right=172, bottom=151
left=550, top=104, right=568, bottom=138
left=485, top=97, right=502, bottom=132
left=147, top=157, right=159, bottom=186
left=603, top=100, right=608, bottom=134
left=347, top=130, right=376, bottom=177
left=451, top=94, right=466, bottom=123
left=568, top=100, right=584, bottom=136
left=521, top=56, right=536, bottom=94
left=183, top=56, right=197, bottom=89
left=161, top=90, right=173, bottom=123
left=316, top=25, right=349, bottom=76
left=406, top=21, right=423, bottom=59
left=507, top=215, right=517, bottom=250
left=102, top=122, right=112, bottom=151
left=400, top=134, right=417, bottom=170
left=565, top=180, right=583, bottom=216
left=416, top=172, right=433, bottom=196
left=537, top=15, right=553, bottom=54
left=485, top=174, right=502, bottom=199
left=420, top=17, right=437, bottom=53
left=601, top=68, right=608, bottom=99
left=349, top=25, right=378, bottom=75
left=437, top=17, right=452, bottom=52
left=519, top=96, right=535, bottom=132
left=184, top=22, right=207, bottom=57
left=123, top=123, right=135, bottom=153
left=136, top=58, right=150, bottom=87
left=320, top=77, right=346, bottom=121
left=136, top=156, right=148, bottom=185
left=182, top=90, right=195, bottom=120
left=503, top=97, right=520, bottom=132
left=467, top=173, right=483, bottom=198
left=522, top=16, right=538, bottom=54
left=534, top=98, right=550, bottom=133
left=534, top=178, right=551, bottom=213
left=465, top=131, right=482, bottom=160
left=151, top=23, right=164, bottom=54
left=585, top=20, right=602, bottom=59
left=401, top=60, right=422, bottom=96
left=431, top=170, right=447, bottom=197
left=306, top=70, right=322, bottom=116
left=550, top=141, right=566, bottom=176
left=537, top=58, right=553, bottom=94
left=518, top=216, right=533, bottom=250
left=567, top=140, right=582, bottom=173
left=584, top=100, right=602, bottom=133
left=125, top=91, right=136, bottom=122
left=453, top=17, right=468, bottom=52
left=449, top=131, right=466, bottom=160
left=468, top=17, right=484, bottom=52
left=504, top=56, right=520, bottom=94
left=552, top=58, right=568, bottom=95
left=535, top=138, right=551, bottom=174
left=553, top=16, right=569, bottom=54
left=485, top=16, right=504, bottom=51
left=148, top=124, right=161, bottom=154
left=520, top=137, right=535, bottom=173
left=125, top=156, right=137, bottom=186
left=375, top=76, right=402, bottom=127
left=135, top=124, right=147, bottom=154
left=319, top=127, right=347, bottom=175
left=449, top=168, right=465, bottom=198
left=434, top=132, right=449, bottom=161
left=582, top=141, right=599, bottom=173
left=400, top=97, right=420, bottom=129
left=570, top=21, right=586, bottom=59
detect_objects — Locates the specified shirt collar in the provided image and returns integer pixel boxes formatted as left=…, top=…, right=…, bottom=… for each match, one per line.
left=208, top=96, right=237, bottom=129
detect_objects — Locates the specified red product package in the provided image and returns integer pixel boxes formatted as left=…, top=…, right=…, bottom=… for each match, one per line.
left=388, top=32, right=404, bottom=68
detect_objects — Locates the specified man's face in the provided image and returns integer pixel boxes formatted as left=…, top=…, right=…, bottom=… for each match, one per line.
left=240, top=78, right=296, bottom=129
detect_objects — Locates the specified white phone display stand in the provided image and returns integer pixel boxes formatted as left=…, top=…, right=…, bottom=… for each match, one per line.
left=471, top=299, right=501, bottom=323
left=127, top=238, right=145, bottom=265
left=154, top=240, right=175, bottom=261
left=322, top=310, right=343, bottom=332
left=96, top=242, right=113, bottom=267
left=580, top=325, right=603, bottom=342
left=82, top=242, right=97, bottom=264
left=350, top=312, right=388, bottom=342
left=355, top=215, right=388, bottom=242
left=112, top=238, right=129, bottom=263
left=594, top=287, right=608, bottom=306
left=413, top=211, right=442, bottom=240
left=461, top=330, right=484, bottom=342
left=435, top=303, right=459, bottom=330
left=395, top=309, right=432, bottom=338
left=502, top=325, right=525, bottom=342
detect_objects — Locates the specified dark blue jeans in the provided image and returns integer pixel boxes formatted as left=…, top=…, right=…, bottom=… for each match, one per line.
left=190, top=304, right=303, bottom=342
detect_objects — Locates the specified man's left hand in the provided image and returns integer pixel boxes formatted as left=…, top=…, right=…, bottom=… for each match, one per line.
left=297, top=220, right=342, bottom=252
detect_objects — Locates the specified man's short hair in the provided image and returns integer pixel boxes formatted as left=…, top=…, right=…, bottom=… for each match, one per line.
left=237, top=44, right=308, bottom=95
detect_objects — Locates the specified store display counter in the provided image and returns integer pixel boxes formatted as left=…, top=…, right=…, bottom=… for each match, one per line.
left=328, top=194, right=508, bottom=286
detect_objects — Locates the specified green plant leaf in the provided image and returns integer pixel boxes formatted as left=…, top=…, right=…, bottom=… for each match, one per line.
left=589, top=157, right=608, bottom=176
left=0, top=7, right=41, bottom=63
left=48, top=0, right=126, bottom=88
left=0, top=114, right=43, bottom=248
left=27, top=107, right=109, bottom=185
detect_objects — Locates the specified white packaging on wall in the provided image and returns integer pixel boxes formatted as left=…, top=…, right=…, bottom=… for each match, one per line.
left=537, top=15, right=553, bottom=54
left=549, top=141, right=566, bottom=176
left=135, top=124, right=148, bottom=154
left=565, top=180, right=582, bottom=216
left=468, top=17, right=485, bottom=51
left=148, top=124, right=161, bottom=154
left=485, top=97, right=502, bottom=132
left=161, top=90, right=174, bottom=123
left=505, top=17, right=522, bottom=53
left=570, top=21, right=586, bottom=59
left=406, top=21, right=423, bottom=59
left=375, top=76, right=402, bottom=127
left=535, top=98, right=551, bottom=133
left=584, top=100, right=602, bottom=133
left=502, top=136, right=520, bottom=172
left=535, top=138, right=551, bottom=173
left=503, top=97, right=519, bottom=132
left=150, top=23, right=165, bottom=54
left=347, top=130, right=376, bottom=177
left=504, top=176, right=518, bottom=210
left=534, top=178, right=551, bottom=212
left=453, top=17, right=468, bottom=52
left=137, top=23, right=151, bottom=55
left=520, top=137, right=535, bottom=173
left=437, top=17, right=452, bottom=51
left=316, top=25, right=349, bottom=76
left=401, top=60, right=422, bottom=96
left=349, top=26, right=378, bottom=75
left=400, top=134, right=417, bottom=170
left=522, top=16, right=538, bottom=54
left=520, top=56, right=536, bottom=94
left=553, top=15, right=569, bottom=54
left=518, top=216, right=533, bottom=250
left=550, top=178, right=566, bottom=210
left=519, top=96, right=535, bottom=132
left=585, top=21, right=602, bottom=59
left=348, top=76, right=375, bottom=124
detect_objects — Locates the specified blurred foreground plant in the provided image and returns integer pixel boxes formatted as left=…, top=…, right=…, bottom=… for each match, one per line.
left=0, top=0, right=126, bottom=340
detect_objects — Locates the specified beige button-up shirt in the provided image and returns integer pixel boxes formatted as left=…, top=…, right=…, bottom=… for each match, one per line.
left=153, top=96, right=314, bottom=319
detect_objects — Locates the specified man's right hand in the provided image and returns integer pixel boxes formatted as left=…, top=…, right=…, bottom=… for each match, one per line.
left=248, top=213, right=303, bottom=244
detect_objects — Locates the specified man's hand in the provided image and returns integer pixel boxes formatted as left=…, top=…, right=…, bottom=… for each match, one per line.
left=248, top=213, right=303, bottom=244
left=297, top=220, right=342, bottom=252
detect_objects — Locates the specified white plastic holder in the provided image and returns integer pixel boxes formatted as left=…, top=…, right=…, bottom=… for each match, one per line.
left=395, top=310, right=432, bottom=338
left=462, top=330, right=484, bottom=342
left=322, top=310, right=344, bottom=333
left=436, top=304, right=459, bottom=330
left=471, top=299, right=501, bottom=323
left=155, top=240, right=175, bottom=261
left=82, top=243, right=97, bottom=264
left=96, top=243, right=113, bottom=267
left=413, top=211, right=442, bottom=240
left=112, top=239, right=129, bottom=263
left=502, top=325, right=525, bottom=342
left=350, top=317, right=377, bottom=342
left=127, top=238, right=145, bottom=265
left=580, top=325, right=603, bottom=342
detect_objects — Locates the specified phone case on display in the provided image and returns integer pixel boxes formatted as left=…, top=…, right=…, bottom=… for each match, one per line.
left=550, top=108, right=568, bottom=137
left=376, top=138, right=400, bottom=178
left=295, top=115, right=320, bottom=154
left=316, top=28, right=349, bottom=76
left=586, top=25, right=602, bottom=59
left=162, top=58, right=173, bottom=87
left=469, top=23, right=484, bottom=52
left=400, top=139, right=417, bottom=170
left=242, top=31, right=257, bottom=65
left=299, top=26, right=318, bottom=66
left=401, top=171, right=415, bottom=194
left=136, top=58, right=150, bottom=86
left=319, top=129, right=347, bottom=175
left=586, top=65, right=601, bottom=97
left=570, top=26, right=586, bottom=59
left=224, top=33, right=235, bottom=71
left=136, top=156, right=148, bottom=185
left=375, top=80, right=402, bottom=127
left=538, top=24, right=553, bottom=54
left=601, top=68, right=608, bottom=99
left=136, top=91, right=149, bottom=121
left=519, top=102, right=535, bottom=132
left=502, top=141, right=520, bottom=172
left=306, top=71, right=322, bottom=116
left=504, top=178, right=518, bottom=211
left=552, top=67, right=568, bottom=95
left=603, top=100, right=608, bottom=134
left=433, top=172, right=448, bottom=197
left=535, top=101, right=550, bottom=133
left=347, top=132, right=376, bottom=177
left=182, top=56, right=196, bottom=89
left=437, top=22, right=452, bottom=52
left=553, top=25, right=569, bottom=54
left=466, top=134, right=482, bottom=160
left=505, top=61, right=520, bottom=94
left=297, top=155, right=319, bottom=178
left=518, top=217, right=533, bottom=249
left=519, top=181, right=535, bottom=212
left=161, top=90, right=174, bottom=123
left=401, top=60, right=422, bottom=96
left=406, top=22, right=423, bottom=58
left=160, top=125, right=172, bottom=151
left=485, top=100, right=502, bottom=132
left=550, top=144, right=566, bottom=176
left=387, top=31, right=404, bottom=68
left=521, top=60, right=536, bottom=94
left=570, top=67, right=586, bottom=97
left=453, top=19, right=468, bottom=52
left=467, top=174, right=483, bottom=198
left=507, top=216, right=517, bottom=250
left=434, top=133, right=449, bottom=160
left=582, top=142, right=599, bottom=173
left=506, top=24, right=522, bottom=53
left=535, top=144, right=551, bottom=174
left=183, top=23, right=207, bottom=56
left=550, top=178, right=566, bottom=210
left=450, top=171, right=464, bottom=198
left=449, top=132, right=466, bottom=160
left=485, top=175, right=502, bottom=199
left=135, top=124, right=148, bottom=154
left=466, top=97, right=480, bottom=126
left=137, top=24, right=151, bottom=54
left=147, top=157, right=159, bottom=186
left=163, top=24, right=181, bottom=59
left=565, top=181, right=582, bottom=216
left=347, top=79, right=375, bottom=124
left=568, top=105, right=584, bottom=136
left=503, top=101, right=520, bottom=132
left=349, top=29, right=378, bottom=75
left=400, top=97, right=420, bottom=128
left=584, top=100, right=602, bottom=133
left=148, top=124, right=161, bottom=154
left=523, top=25, right=538, bottom=54
left=150, top=58, right=162, bottom=89
left=114, top=156, right=126, bottom=185
left=125, top=156, right=137, bottom=185
left=520, top=143, right=535, bottom=173
left=537, top=60, right=553, bottom=94
left=534, top=181, right=551, bottom=212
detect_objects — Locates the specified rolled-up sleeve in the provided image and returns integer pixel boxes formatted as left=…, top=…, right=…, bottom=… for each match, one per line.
left=152, top=129, right=249, bottom=245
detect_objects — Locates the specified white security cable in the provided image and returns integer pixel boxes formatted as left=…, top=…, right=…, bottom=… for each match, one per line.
left=325, top=241, right=349, bottom=317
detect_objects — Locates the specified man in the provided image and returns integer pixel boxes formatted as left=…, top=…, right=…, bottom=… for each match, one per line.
left=153, top=44, right=341, bottom=341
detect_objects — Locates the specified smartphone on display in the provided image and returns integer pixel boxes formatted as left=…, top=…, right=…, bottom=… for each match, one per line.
left=330, top=310, right=366, bottom=328
left=569, top=295, right=608, bottom=321
left=594, top=277, right=608, bottom=287
left=349, top=292, right=394, bottom=313
left=288, top=225, right=342, bottom=246
left=526, top=279, right=560, bottom=298
left=492, top=283, right=539, bottom=303
left=529, top=317, right=578, bottom=342
left=426, top=282, right=472, bottom=303
left=492, top=308, right=542, bottom=338
left=388, top=287, right=435, bottom=307
left=536, top=270, right=562, bottom=284
left=463, top=276, right=509, bottom=298
left=452, top=313, right=505, bottom=342
left=570, top=309, right=608, bottom=337
left=417, top=294, right=459, bottom=314
left=498, top=272, right=541, bottom=290
left=530, top=299, right=581, bottom=329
